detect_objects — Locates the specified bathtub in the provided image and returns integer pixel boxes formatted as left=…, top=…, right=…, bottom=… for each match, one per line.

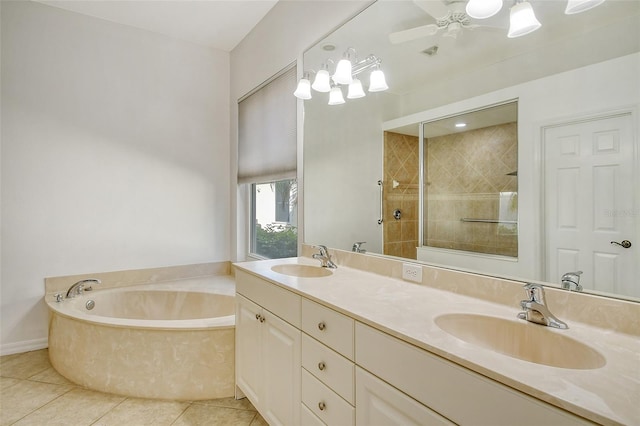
left=46, top=276, right=236, bottom=400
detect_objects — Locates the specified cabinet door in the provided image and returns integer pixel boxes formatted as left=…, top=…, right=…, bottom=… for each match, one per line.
left=262, top=309, right=301, bottom=426
left=236, top=295, right=263, bottom=407
left=356, top=367, right=453, bottom=426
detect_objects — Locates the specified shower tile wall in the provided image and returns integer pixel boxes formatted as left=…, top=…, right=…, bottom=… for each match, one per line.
left=383, top=132, right=419, bottom=259
left=425, top=122, right=518, bottom=257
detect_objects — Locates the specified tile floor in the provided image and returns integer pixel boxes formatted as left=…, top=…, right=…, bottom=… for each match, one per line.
left=0, top=349, right=266, bottom=426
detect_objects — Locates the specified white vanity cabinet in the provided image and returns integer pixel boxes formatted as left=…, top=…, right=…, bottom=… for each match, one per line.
left=300, top=299, right=355, bottom=426
left=235, top=271, right=301, bottom=426
left=355, top=322, right=593, bottom=426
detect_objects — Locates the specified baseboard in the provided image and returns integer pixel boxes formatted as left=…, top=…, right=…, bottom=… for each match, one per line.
left=0, top=338, right=48, bottom=356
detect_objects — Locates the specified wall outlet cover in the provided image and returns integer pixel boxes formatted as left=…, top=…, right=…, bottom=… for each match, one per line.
left=402, top=263, right=423, bottom=283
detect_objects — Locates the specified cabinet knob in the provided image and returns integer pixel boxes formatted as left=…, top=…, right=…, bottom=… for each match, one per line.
left=318, top=322, right=326, bottom=331
left=318, top=362, right=326, bottom=371
left=318, top=401, right=326, bottom=411
left=259, top=315, right=265, bottom=323
left=255, top=313, right=260, bottom=321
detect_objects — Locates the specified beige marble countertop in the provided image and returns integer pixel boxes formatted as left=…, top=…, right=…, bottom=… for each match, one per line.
left=234, top=257, right=640, bottom=425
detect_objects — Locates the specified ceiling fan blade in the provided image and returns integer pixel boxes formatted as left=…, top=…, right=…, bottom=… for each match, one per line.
left=412, top=0, right=449, bottom=20
left=389, top=24, right=440, bottom=44
left=466, top=24, right=507, bottom=33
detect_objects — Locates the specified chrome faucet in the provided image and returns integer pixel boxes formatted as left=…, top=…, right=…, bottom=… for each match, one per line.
left=517, top=283, right=568, bottom=329
left=65, top=278, right=101, bottom=299
left=312, top=245, right=337, bottom=268
left=352, top=241, right=367, bottom=253
left=561, top=270, right=583, bottom=292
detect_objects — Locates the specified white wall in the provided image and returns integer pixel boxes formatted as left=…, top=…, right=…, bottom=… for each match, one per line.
left=230, top=0, right=371, bottom=261
left=0, top=1, right=230, bottom=354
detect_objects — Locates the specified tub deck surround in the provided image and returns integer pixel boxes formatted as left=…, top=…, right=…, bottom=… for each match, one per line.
left=45, top=264, right=237, bottom=401
left=233, top=255, right=640, bottom=425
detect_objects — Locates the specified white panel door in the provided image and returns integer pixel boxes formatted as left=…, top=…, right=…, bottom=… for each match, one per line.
left=235, top=295, right=263, bottom=407
left=262, top=309, right=301, bottom=426
left=543, top=113, right=636, bottom=297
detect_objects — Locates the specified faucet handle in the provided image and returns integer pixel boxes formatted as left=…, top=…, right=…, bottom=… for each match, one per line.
left=523, top=283, right=546, bottom=304
left=313, top=245, right=329, bottom=255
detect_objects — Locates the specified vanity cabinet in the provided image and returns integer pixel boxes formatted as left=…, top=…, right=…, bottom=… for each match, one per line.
left=300, top=299, right=355, bottom=425
left=355, top=322, right=593, bottom=426
left=235, top=271, right=301, bottom=426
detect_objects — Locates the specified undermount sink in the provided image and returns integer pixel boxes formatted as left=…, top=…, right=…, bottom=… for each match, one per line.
left=270, top=264, right=333, bottom=278
left=435, top=313, right=605, bottom=370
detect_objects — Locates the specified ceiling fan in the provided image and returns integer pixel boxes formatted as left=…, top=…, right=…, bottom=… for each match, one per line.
left=389, top=0, right=505, bottom=44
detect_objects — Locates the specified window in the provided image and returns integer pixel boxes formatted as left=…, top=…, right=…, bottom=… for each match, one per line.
left=238, top=64, right=298, bottom=259
left=251, top=179, right=298, bottom=259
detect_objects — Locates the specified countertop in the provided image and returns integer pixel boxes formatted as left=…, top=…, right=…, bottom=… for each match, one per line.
left=234, top=257, right=640, bottom=425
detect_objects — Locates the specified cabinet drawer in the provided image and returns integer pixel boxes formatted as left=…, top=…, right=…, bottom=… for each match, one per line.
left=302, top=369, right=354, bottom=426
left=356, top=366, right=454, bottom=425
left=236, top=269, right=301, bottom=328
left=302, top=334, right=354, bottom=404
left=302, top=298, right=354, bottom=359
left=355, top=322, right=592, bottom=426
left=301, top=403, right=326, bottom=426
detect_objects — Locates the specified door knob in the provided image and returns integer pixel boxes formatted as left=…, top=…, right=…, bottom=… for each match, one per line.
left=611, top=240, right=632, bottom=248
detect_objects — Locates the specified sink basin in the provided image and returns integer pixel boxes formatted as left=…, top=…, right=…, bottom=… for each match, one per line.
left=435, top=313, right=605, bottom=370
left=270, top=264, right=333, bottom=278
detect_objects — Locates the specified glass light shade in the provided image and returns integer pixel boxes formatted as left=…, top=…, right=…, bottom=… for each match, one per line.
left=368, top=69, right=388, bottom=92
left=293, top=78, right=312, bottom=100
left=466, top=0, right=503, bottom=19
left=347, top=79, right=366, bottom=99
left=333, top=59, right=353, bottom=85
left=565, top=0, right=605, bottom=14
left=312, top=69, right=331, bottom=92
left=507, top=1, right=541, bottom=38
left=328, top=86, right=345, bottom=105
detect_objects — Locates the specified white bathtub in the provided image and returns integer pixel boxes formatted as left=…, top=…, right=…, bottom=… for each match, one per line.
left=46, top=276, right=236, bottom=400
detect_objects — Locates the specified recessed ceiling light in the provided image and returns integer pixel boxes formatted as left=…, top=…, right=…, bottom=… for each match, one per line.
left=455, top=122, right=467, bottom=128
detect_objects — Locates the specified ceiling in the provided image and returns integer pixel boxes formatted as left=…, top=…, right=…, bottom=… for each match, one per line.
left=35, top=0, right=279, bottom=51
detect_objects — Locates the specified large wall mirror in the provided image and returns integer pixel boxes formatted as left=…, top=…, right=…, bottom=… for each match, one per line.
left=303, top=0, right=639, bottom=301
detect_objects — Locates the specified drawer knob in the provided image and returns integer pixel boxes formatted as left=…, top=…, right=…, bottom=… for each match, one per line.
left=318, top=322, right=326, bottom=331
left=318, top=362, right=326, bottom=371
left=318, top=401, right=326, bottom=411
left=255, top=313, right=260, bottom=321
left=259, top=315, right=265, bottom=323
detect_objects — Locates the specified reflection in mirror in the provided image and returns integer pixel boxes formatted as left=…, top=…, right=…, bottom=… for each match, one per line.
left=302, top=0, right=639, bottom=301
left=422, top=101, right=518, bottom=258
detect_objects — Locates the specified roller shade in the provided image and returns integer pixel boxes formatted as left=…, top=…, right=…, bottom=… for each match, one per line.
left=238, top=65, right=297, bottom=184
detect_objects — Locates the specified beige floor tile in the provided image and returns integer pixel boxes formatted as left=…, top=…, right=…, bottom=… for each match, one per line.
left=250, top=412, right=269, bottom=426
left=12, top=387, right=125, bottom=426
left=172, top=404, right=256, bottom=426
left=92, top=397, right=189, bottom=426
left=0, top=380, right=72, bottom=426
left=0, top=349, right=51, bottom=379
left=28, top=367, right=75, bottom=386
left=194, top=396, right=256, bottom=411
left=0, top=376, right=21, bottom=391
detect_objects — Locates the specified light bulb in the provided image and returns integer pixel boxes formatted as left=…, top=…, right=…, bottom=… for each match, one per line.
left=347, top=78, right=366, bottom=99
left=293, top=78, right=312, bottom=100
left=312, top=69, right=331, bottom=92
left=507, top=1, right=541, bottom=38
left=466, top=0, right=503, bottom=19
left=368, top=69, right=388, bottom=92
left=565, top=0, right=605, bottom=14
left=328, top=86, right=345, bottom=105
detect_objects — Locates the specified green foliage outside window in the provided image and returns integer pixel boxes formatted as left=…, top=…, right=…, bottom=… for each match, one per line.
left=255, top=223, right=297, bottom=259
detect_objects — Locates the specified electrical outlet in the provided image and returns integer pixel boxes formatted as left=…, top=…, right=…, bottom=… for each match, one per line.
left=402, top=263, right=422, bottom=283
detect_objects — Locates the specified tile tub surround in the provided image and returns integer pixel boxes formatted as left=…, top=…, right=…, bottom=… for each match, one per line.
left=0, top=349, right=266, bottom=426
left=45, top=263, right=237, bottom=401
left=240, top=251, right=640, bottom=425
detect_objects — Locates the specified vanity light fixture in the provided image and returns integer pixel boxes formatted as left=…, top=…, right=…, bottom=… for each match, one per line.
left=293, top=71, right=312, bottom=100
left=294, top=47, right=389, bottom=104
left=507, top=0, right=541, bottom=38
left=347, top=78, right=366, bottom=99
left=565, top=0, right=606, bottom=14
left=466, top=0, right=606, bottom=38
left=466, top=0, right=503, bottom=19
left=328, top=84, right=346, bottom=105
